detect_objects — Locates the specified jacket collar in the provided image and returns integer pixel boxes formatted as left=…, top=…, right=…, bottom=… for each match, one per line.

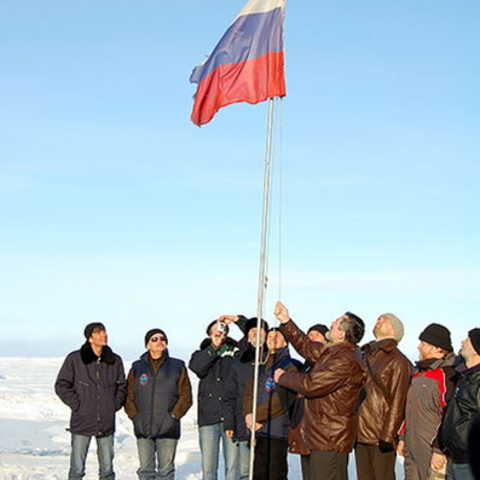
left=325, top=341, right=358, bottom=353
left=415, top=353, right=461, bottom=372
left=415, top=357, right=444, bottom=371
left=456, top=361, right=480, bottom=377
left=80, top=342, right=116, bottom=365
left=141, top=349, right=169, bottom=363
left=240, top=343, right=268, bottom=364
left=362, top=338, right=398, bottom=354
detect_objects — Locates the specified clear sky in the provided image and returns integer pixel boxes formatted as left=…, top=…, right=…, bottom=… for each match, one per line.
left=1, top=0, right=479, bottom=362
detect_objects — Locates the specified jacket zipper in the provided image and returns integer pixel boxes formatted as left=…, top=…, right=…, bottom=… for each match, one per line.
left=149, top=365, right=160, bottom=434
left=97, top=358, right=101, bottom=434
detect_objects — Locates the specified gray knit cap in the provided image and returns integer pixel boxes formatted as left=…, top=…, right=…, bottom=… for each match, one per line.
left=381, top=313, right=404, bottom=342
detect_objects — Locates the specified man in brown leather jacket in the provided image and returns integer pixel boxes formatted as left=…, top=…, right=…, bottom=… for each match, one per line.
left=355, top=313, right=413, bottom=480
left=273, top=301, right=366, bottom=480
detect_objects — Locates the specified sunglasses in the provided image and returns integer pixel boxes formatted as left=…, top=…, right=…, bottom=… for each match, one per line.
left=151, top=336, right=166, bottom=343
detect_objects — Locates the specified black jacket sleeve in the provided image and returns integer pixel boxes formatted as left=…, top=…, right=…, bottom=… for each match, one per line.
left=189, top=342, right=220, bottom=379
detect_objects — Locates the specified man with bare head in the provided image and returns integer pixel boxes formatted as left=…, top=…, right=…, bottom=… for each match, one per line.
left=55, top=323, right=126, bottom=480
left=274, top=301, right=366, bottom=480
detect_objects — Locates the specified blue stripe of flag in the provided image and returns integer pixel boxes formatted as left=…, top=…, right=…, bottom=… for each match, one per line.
left=190, top=7, right=283, bottom=85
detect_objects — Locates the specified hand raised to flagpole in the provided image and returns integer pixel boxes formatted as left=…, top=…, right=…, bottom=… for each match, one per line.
left=274, top=301, right=290, bottom=324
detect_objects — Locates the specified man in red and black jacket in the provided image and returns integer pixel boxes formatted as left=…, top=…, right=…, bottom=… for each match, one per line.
left=397, top=323, right=459, bottom=480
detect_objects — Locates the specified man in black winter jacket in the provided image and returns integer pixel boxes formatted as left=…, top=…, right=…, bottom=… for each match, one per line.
left=440, top=328, right=480, bottom=480
left=223, top=316, right=270, bottom=480
left=55, top=322, right=127, bottom=480
left=189, top=319, right=240, bottom=480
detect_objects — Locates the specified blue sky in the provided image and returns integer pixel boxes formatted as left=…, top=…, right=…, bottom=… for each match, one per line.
left=1, top=0, right=479, bottom=361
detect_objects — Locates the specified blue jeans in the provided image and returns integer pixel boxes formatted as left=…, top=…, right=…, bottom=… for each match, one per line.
left=198, top=423, right=238, bottom=480
left=237, top=440, right=250, bottom=480
left=69, top=433, right=115, bottom=480
left=136, top=437, right=178, bottom=480
left=447, top=461, right=475, bottom=480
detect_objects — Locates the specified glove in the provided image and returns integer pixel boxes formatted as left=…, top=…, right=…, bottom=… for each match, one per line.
left=217, top=345, right=229, bottom=356
left=378, top=440, right=394, bottom=453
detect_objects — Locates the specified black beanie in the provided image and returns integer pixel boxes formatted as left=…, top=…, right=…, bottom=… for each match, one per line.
left=268, top=327, right=288, bottom=344
left=84, top=322, right=106, bottom=340
left=419, top=323, right=452, bottom=352
left=469, top=328, right=480, bottom=355
left=307, top=324, right=329, bottom=337
left=245, top=317, right=269, bottom=335
left=145, top=328, right=168, bottom=346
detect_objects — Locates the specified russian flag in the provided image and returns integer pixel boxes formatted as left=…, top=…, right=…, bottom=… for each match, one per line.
left=190, top=0, right=286, bottom=126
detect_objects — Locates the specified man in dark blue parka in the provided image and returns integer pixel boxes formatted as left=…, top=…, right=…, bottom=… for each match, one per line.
left=55, top=322, right=127, bottom=480
left=189, top=319, right=240, bottom=480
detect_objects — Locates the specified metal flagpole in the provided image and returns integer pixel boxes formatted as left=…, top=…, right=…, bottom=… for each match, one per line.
left=248, top=97, right=276, bottom=480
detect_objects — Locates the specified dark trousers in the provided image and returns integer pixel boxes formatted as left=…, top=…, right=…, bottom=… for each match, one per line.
left=253, top=436, right=288, bottom=480
left=355, top=443, right=396, bottom=480
left=301, top=451, right=349, bottom=480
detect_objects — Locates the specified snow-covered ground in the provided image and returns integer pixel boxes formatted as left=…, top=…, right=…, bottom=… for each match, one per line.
left=0, top=357, right=403, bottom=479
left=0, top=357, right=202, bottom=480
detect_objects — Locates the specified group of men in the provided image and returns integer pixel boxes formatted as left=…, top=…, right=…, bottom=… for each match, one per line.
left=55, top=304, right=480, bottom=480
left=55, top=323, right=193, bottom=480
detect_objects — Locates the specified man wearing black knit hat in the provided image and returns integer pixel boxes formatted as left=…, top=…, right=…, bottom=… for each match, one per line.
left=125, top=328, right=192, bottom=480
left=307, top=324, right=329, bottom=343
left=440, top=328, right=480, bottom=480
left=219, top=314, right=269, bottom=480
left=397, top=323, right=459, bottom=480
left=55, top=322, right=127, bottom=480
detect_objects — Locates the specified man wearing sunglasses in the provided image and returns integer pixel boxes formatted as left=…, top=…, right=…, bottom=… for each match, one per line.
left=125, top=328, right=193, bottom=480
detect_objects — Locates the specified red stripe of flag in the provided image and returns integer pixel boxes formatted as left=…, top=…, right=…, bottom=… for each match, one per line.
left=191, top=51, right=285, bottom=126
